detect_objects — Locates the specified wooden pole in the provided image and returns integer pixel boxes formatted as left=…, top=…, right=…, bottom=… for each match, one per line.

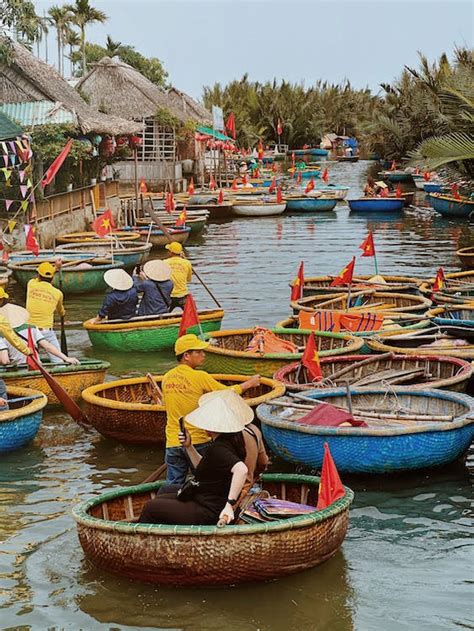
left=134, top=147, right=139, bottom=216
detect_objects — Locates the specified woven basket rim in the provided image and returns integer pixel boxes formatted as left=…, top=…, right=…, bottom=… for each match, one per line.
left=257, top=387, right=474, bottom=436
left=0, top=386, right=47, bottom=423
left=0, top=359, right=110, bottom=380
left=83, top=309, right=225, bottom=332
left=81, top=373, right=286, bottom=411
left=291, top=291, right=432, bottom=312
left=275, top=316, right=430, bottom=334
left=57, top=242, right=153, bottom=254
left=434, top=194, right=474, bottom=205
left=205, top=328, right=364, bottom=360
left=9, top=260, right=124, bottom=273
left=72, top=473, right=354, bottom=535
left=367, top=338, right=474, bottom=358
left=456, top=247, right=474, bottom=256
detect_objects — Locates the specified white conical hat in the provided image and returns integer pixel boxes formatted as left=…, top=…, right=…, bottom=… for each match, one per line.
left=104, top=269, right=133, bottom=291
left=143, top=259, right=172, bottom=282
left=0, top=304, right=29, bottom=329
left=185, top=390, right=254, bottom=433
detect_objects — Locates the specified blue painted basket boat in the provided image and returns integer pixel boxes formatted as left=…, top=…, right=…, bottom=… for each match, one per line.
left=8, top=250, right=98, bottom=263
left=298, top=170, right=321, bottom=179
left=348, top=198, right=404, bottom=212
left=380, top=171, right=413, bottom=183
left=427, top=306, right=474, bottom=329
left=56, top=242, right=152, bottom=269
left=257, top=387, right=474, bottom=473
left=428, top=194, right=474, bottom=218
left=423, top=182, right=449, bottom=193
left=286, top=197, right=338, bottom=212
left=309, top=148, right=329, bottom=156
left=0, top=386, right=48, bottom=453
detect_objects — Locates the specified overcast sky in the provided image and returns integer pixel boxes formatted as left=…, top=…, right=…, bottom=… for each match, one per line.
left=34, top=0, right=473, bottom=100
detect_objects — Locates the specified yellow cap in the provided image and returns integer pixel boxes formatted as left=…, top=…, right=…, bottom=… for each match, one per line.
left=165, top=242, right=183, bottom=255
left=0, top=287, right=9, bottom=299
left=37, top=262, right=56, bottom=278
left=174, top=333, right=209, bottom=355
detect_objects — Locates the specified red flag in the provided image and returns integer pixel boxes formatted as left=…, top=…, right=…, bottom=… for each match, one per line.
left=41, top=138, right=73, bottom=187
left=271, top=162, right=277, bottom=173
left=330, top=257, right=355, bottom=287
left=225, top=113, right=236, bottom=139
left=296, top=171, right=302, bottom=185
left=231, top=178, right=238, bottom=191
left=451, top=183, right=461, bottom=200
left=269, top=177, right=277, bottom=194
left=390, top=160, right=396, bottom=171
left=276, top=185, right=283, bottom=203
left=139, top=177, right=148, bottom=193
left=380, top=187, right=389, bottom=197
left=316, top=443, right=345, bottom=510
left=2, top=249, right=9, bottom=262
left=241, top=174, right=247, bottom=185
left=209, top=175, right=217, bottom=191
left=165, top=192, right=175, bottom=213
left=187, top=177, right=195, bottom=195
left=301, top=332, right=323, bottom=381
left=26, top=326, right=40, bottom=371
left=257, top=140, right=264, bottom=160
left=91, top=208, right=115, bottom=238
left=24, top=224, right=39, bottom=256
left=432, top=267, right=445, bottom=292
left=178, top=294, right=200, bottom=337
left=218, top=189, right=224, bottom=204
left=290, top=261, right=304, bottom=301
left=423, top=171, right=431, bottom=182
left=395, top=183, right=402, bottom=197
left=277, top=119, right=283, bottom=136
left=305, top=176, right=315, bottom=194
left=322, top=168, right=329, bottom=183
left=175, top=207, right=187, bottom=228
left=359, top=232, right=375, bottom=257
left=254, top=168, right=261, bottom=178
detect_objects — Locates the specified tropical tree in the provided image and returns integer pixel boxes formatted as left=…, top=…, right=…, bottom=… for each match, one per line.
left=48, top=5, right=72, bottom=76
left=63, top=25, right=80, bottom=77
left=66, top=0, right=107, bottom=76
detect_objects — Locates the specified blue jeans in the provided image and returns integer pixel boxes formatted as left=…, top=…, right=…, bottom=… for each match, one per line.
left=165, top=443, right=210, bottom=485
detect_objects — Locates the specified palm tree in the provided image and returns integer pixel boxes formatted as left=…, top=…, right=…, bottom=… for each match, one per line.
left=48, top=5, right=72, bottom=76
left=64, top=26, right=81, bottom=78
left=67, top=0, right=107, bottom=76
left=104, top=34, right=123, bottom=57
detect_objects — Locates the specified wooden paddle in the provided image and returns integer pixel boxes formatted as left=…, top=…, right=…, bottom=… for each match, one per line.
left=28, top=356, right=90, bottom=426
left=146, top=373, right=163, bottom=404
left=146, top=195, right=222, bottom=308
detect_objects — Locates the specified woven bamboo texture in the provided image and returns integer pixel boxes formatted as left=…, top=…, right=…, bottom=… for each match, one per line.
left=257, top=388, right=474, bottom=473
left=0, top=386, right=48, bottom=452
left=72, top=473, right=354, bottom=586
left=419, top=271, right=474, bottom=296
left=302, top=275, right=422, bottom=297
left=427, top=306, right=474, bottom=328
left=456, top=247, right=474, bottom=270
left=1, top=361, right=109, bottom=404
left=84, top=310, right=225, bottom=352
left=56, top=231, right=141, bottom=243
left=82, top=374, right=285, bottom=444
left=203, top=328, right=364, bottom=377
left=275, top=314, right=430, bottom=336
left=291, top=291, right=431, bottom=314
left=273, top=354, right=473, bottom=392
left=368, top=329, right=474, bottom=359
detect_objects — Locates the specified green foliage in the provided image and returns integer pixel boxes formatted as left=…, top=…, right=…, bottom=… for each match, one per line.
left=29, top=124, right=90, bottom=165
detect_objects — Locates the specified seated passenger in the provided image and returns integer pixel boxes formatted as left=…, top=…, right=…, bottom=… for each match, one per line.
left=96, top=269, right=138, bottom=322
left=134, top=260, right=173, bottom=316
left=139, top=390, right=252, bottom=526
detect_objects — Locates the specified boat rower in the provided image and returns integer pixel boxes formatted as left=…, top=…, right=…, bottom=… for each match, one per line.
left=133, top=260, right=173, bottom=316
left=165, top=242, right=193, bottom=311
left=161, top=334, right=261, bottom=485
left=95, top=269, right=138, bottom=322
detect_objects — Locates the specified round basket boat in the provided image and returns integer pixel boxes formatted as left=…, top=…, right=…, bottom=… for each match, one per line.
left=302, top=275, right=422, bottom=296
left=84, top=309, right=225, bottom=352
left=290, top=291, right=431, bottom=315
left=367, top=328, right=474, bottom=359
left=276, top=313, right=430, bottom=336
left=257, top=388, right=474, bottom=473
left=8, top=258, right=124, bottom=294
left=202, top=328, right=364, bottom=377
left=0, top=386, right=48, bottom=453
left=0, top=264, right=12, bottom=289
left=82, top=374, right=285, bottom=444
left=56, top=231, right=141, bottom=244
left=0, top=359, right=110, bottom=404
left=427, top=305, right=474, bottom=329
left=272, top=354, right=473, bottom=393
left=130, top=226, right=191, bottom=247
left=232, top=201, right=286, bottom=217
left=136, top=216, right=208, bottom=234
left=419, top=271, right=474, bottom=301
left=72, top=473, right=354, bottom=586
left=456, top=246, right=474, bottom=270
left=56, top=242, right=152, bottom=269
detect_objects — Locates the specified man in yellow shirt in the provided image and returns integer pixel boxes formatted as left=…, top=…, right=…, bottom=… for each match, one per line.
left=26, top=262, right=65, bottom=363
left=165, top=242, right=192, bottom=310
left=161, top=333, right=261, bottom=484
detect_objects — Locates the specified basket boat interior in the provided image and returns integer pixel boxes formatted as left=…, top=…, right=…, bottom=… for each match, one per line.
left=295, top=292, right=429, bottom=311
left=374, top=326, right=474, bottom=349
left=208, top=331, right=353, bottom=354
left=87, top=478, right=319, bottom=525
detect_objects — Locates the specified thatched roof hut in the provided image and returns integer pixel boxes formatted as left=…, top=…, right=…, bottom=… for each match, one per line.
left=166, top=87, right=211, bottom=125
left=0, top=38, right=140, bottom=135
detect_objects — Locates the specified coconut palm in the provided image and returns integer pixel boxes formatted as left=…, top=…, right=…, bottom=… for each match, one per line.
left=66, top=0, right=107, bottom=75
left=48, top=5, right=72, bottom=76
left=63, top=26, right=80, bottom=77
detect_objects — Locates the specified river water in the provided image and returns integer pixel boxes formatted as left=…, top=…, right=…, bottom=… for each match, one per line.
left=1, top=161, right=472, bottom=630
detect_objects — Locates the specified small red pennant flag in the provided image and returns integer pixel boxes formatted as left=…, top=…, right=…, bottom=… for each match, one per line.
left=322, top=168, right=329, bottom=183
left=139, top=177, right=148, bottom=193
left=276, top=185, right=283, bottom=203
left=187, top=177, right=195, bottom=195
left=178, top=294, right=200, bottom=337
left=305, top=176, right=315, bottom=194
left=231, top=178, right=238, bottom=190
left=301, top=332, right=323, bottom=381
left=218, top=189, right=224, bottom=204
left=92, top=209, right=115, bottom=238
left=359, top=232, right=375, bottom=257
left=25, top=224, right=39, bottom=256
left=290, top=261, right=304, bottom=302
left=269, top=177, right=276, bottom=194
left=330, top=257, right=355, bottom=287
left=209, top=175, right=217, bottom=191
left=316, top=443, right=345, bottom=510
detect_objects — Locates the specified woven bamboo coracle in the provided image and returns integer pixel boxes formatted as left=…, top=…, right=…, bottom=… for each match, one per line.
left=290, top=291, right=431, bottom=314
left=0, top=386, right=48, bottom=452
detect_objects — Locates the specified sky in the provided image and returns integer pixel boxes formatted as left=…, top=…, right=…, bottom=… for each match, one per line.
left=34, top=0, right=473, bottom=100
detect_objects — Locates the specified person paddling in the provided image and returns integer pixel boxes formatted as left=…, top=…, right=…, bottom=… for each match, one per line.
left=133, top=260, right=173, bottom=316
left=165, top=242, right=192, bottom=310
left=26, top=262, right=65, bottom=362
left=161, top=334, right=261, bottom=485
left=95, top=269, right=138, bottom=322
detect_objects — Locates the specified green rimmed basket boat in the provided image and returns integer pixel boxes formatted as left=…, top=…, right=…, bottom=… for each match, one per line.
left=290, top=291, right=431, bottom=315
left=202, top=328, right=364, bottom=377
left=81, top=373, right=285, bottom=444
left=8, top=259, right=124, bottom=294
left=72, top=473, right=354, bottom=586
left=84, top=309, right=225, bottom=352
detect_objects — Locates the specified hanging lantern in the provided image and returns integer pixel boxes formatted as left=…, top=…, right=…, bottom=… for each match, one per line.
left=99, top=136, right=115, bottom=158
left=116, top=136, right=128, bottom=147
left=129, top=135, right=143, bottom=149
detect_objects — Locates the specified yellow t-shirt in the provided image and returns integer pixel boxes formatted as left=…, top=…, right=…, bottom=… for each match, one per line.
left=162, top=364, right=242, bottom=448
left=167, top=256, right=192, bottom=298
left=0, top=315, right=31, bottom=356
left=26, top=278, right=65, bottom=328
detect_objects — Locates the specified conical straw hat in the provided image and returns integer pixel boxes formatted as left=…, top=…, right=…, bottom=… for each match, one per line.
left=185, top=390, right=254, bottom=433
left=104, top=269, right=133, bottom=291
left=143, top=259, right=172, bottom=282
left=0, top=304, right=29, bottom=329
